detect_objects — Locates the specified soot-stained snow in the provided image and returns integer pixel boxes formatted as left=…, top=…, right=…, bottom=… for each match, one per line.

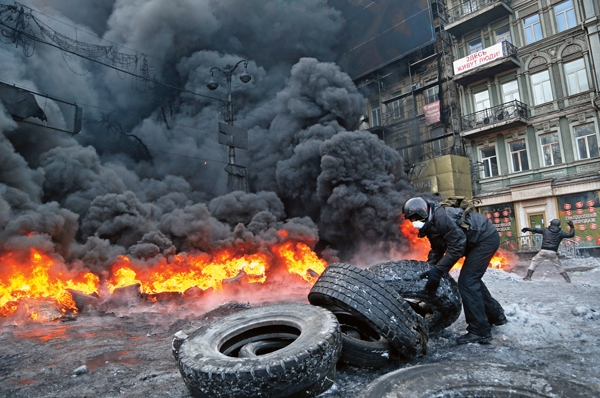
left=1, top=257, right=600, bottom=397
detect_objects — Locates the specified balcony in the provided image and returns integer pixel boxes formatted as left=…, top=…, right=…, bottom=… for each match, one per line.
left=445, top=0, right=513, bottom=37
left=460, top=100, right=528, bottom=138
left=453, top=41, right=519, bottom=86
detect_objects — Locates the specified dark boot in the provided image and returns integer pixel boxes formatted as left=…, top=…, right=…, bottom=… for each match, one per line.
left=457, top=332, right=492, bottom=345
left=489, top=313, right=508, bottom=326
left=560, top=272, right=571, bottom=283
left=523, top=270, right=534, bottom=281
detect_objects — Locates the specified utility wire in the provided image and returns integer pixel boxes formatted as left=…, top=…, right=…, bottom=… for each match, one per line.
left=0, top=7, right=224, bottom=103
left=0, top=3, right=238, bottom=164
left=148, top=149, right=229, bottom=165
left=21, top=3, right=164, bottom=64
left=0, top=79, right=229, bottom=164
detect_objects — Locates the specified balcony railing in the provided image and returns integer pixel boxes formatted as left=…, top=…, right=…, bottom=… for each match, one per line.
left=447, top=0, right=509, bottom=24
left=502, top=235, right=579, bottom=257
left=461, top=100, right=528, bottom=132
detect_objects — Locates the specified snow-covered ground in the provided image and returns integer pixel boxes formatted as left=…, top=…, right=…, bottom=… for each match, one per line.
left=1, top=256, right=599, bottom=397
left=326, top=256, right=600, bottom=396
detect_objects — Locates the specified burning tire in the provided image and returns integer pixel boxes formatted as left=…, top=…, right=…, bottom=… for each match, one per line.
left=367, top=260, right=462, bottom=334
left=327, top=308, right=392, bottom=369
left=308, top=263, right=428, bottom=359
left=177, top=303, right=341, bottom=398
left=356, top=362, right=600, bottom=397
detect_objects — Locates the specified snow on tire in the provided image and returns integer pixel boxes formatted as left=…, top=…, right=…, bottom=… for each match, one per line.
left=238, top=340, right=337, bottom=398
left=177, top=303, right=341, bottom=398
left=367, top=260, right=462, bottom=333
left=308, top=263, right=428, bottom=359
left=356, top=361, right=600, bottom=397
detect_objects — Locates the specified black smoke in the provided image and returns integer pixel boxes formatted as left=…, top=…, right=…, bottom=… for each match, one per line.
left=0, top=0, right=418, bottom=273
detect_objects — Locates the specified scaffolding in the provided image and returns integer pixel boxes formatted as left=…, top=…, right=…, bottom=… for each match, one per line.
left=361, top=0, right=464, bottom=177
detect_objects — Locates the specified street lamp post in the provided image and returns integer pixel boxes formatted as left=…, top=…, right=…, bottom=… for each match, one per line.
left=207, top=60, right=252, bottom=192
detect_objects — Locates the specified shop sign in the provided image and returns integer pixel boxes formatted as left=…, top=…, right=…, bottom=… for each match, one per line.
left=557, top=191, right=600, bottom=248
left=479, top=203, right=517, bottom=251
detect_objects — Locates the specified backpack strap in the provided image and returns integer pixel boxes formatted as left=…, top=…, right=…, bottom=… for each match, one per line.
left=441, top=196, right=481, bottom=230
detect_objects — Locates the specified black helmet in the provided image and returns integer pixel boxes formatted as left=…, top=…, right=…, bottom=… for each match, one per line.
left=403, top=197, right=429, bottom=221
left=550, top=219, right=561, bottom=227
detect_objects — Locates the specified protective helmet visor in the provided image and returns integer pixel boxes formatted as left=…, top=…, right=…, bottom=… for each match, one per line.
left=407, top=214, right=426, bottom=222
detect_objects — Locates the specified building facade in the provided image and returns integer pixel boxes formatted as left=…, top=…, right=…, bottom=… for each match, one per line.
left=357, top=0, right=600, bottom=252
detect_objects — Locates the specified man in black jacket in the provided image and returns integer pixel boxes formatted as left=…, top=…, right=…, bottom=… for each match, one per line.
left=521, top=219, right=575, bottom=282
left=403, top=196, right=506, bottom=345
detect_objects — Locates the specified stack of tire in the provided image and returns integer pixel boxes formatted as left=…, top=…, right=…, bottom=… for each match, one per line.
left=174, top=261, right=461, bottom=397
left=307, top=261, right=461, bottom=370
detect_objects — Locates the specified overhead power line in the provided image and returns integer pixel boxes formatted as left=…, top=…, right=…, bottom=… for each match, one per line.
left=0, top=2, right=225, bottom=103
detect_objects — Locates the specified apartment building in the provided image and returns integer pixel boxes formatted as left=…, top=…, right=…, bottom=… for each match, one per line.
left=357, top=0, right=473, bottom=199
left=357, top=0, right=600, bottom=253
left=445, top=0, right=600, bottom=252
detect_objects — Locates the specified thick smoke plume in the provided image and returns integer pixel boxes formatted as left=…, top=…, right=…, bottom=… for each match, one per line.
left=0, top=0, right=419, bottom=280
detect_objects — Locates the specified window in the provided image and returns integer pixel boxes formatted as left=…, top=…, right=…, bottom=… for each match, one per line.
left=564, top=58, right=589, bottom=95
left=370, top=100, right=381, bottom=126
left=523, top=14, right=543, bottom=44
left=510, top=140, right=529, bottom=172
left=396, top=135, right=409, bottom=161
left=540, top=132, right=562, bottom=166
left=425, top=86, right=439, bottom=104
left=391, top=99, right=404, bottom=120
left=531, top=70, right=553, bottom=105
left=473, top=90, right=491, bottom=123
left=501, top=80, right=520, bottom=103
left=430, top=128, right=444, bottom=156
left=474, top=90, right=490, bottom=111
left=574, top=123, right=599, bottom=159
left=481, top=147, right=499, bottom=178
left=469, top=38, right=483, bottom=54
left=495, top=26, right=512, bottom=44
left=555, top=0, right=576, bottom=32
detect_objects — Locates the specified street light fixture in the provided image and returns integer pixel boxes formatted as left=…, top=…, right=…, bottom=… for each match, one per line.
left=207, top=59, right=252, bottom=192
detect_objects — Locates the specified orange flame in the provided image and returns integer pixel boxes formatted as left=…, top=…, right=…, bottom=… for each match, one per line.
left=398, top=219, right=511, bottom=272
left=272, top=241, right=327, bottom=284
left=105, top=240, right=327, bottom=294
left=0, top=234, right=327, bottom=321
left=2, top=220, right=514, bottom=322
left=107, top=250, right=272, bottom=294
left=0, top=249, right=99, bottom=318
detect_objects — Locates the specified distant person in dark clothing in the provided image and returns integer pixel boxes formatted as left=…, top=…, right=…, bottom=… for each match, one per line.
left=521, top=219, right=575, bottom=283
left=403, top=196, right=506, bottom=345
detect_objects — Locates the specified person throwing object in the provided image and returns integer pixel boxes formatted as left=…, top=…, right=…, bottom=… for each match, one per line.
left=521, top=219, right=575, bottom=283
left=402, top=196, right=506, bottom=345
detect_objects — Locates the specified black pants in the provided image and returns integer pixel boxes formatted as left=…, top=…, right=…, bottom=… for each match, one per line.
left=457, top=232, right=504, bottom=336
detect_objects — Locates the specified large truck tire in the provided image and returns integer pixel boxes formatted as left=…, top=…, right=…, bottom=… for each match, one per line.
left=308, top=263, right=427, bottom=359
left=178, top=303, right=341, bottom=398
left=357, top=362, right=600, bottom=397
left=367, top=260, right=462, bottom=333
left=327, top=308, right=392, bottom=368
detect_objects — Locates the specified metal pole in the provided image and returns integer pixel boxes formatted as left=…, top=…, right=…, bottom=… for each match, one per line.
left=207, top=60, right=251, bottom=193
left=226, top=71, right=235, bottom=166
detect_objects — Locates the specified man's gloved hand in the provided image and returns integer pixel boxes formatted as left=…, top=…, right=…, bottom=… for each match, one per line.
left=419, top=267, right=444, bottom=295
left=521, top=227, right=529, bottom=233
left=568, top=220, right=574, bottom=229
